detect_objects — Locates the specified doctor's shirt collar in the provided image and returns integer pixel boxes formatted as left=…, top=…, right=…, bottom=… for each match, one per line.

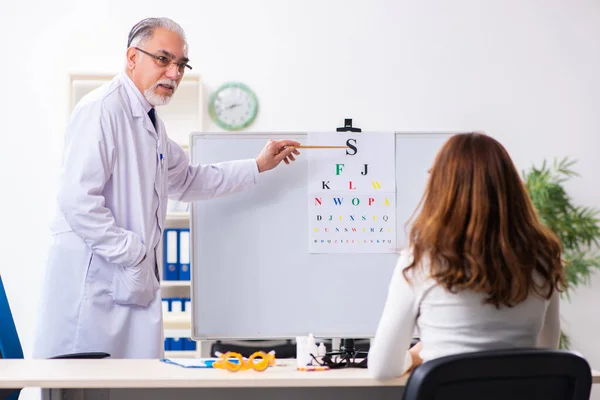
left=120, top=71, right=153, bottom=115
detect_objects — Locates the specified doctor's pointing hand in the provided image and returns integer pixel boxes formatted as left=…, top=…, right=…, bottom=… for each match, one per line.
left=32, top=17, right=299, bottom=360
left=256, top=139, right=301, bottom=172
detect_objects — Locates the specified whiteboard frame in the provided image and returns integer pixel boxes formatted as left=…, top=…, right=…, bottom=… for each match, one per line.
left=189, top=131, right=455, bottom=340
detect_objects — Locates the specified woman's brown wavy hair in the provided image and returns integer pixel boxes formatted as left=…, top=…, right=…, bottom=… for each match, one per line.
left=404, top=132, right=566, bottom=307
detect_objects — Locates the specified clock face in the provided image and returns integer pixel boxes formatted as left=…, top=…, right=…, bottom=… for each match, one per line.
left=209, top=82, right=258, bottom=131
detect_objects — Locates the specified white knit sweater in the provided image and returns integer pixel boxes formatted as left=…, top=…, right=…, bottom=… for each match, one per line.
left=368, top=250, right=560, bottom=379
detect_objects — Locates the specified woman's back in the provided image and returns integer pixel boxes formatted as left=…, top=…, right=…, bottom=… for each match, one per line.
left=367, top=133, right=564, bottom=380
left=416, top=262, right=555, bottom=362
left=368, top=250, right=560, bottom=379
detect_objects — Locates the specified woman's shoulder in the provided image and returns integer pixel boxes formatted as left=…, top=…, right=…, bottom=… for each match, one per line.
left=395, top=247, right=432, bottom=283
left=396, top=247, right=414, bottom=262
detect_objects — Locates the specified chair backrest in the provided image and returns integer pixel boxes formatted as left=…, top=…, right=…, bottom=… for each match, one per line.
left=403, top=348, right=592, bottom=400
left=0, top=275, right=24, bottom=400
left=0, top=275, right=23, bottom=360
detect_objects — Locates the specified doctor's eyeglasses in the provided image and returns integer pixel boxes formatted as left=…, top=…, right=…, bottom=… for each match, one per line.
left=134, top=47, right=193, bottom=73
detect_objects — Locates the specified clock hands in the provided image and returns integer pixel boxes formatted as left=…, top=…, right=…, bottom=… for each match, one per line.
left=209, top=82, right=257, bottom=130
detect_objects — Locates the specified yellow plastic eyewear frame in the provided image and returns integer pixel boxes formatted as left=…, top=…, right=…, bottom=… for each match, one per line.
left=213, top=351, right=276, bottom=372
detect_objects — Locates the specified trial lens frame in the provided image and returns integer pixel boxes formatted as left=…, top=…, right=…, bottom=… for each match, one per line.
left=310, top=339, right=368, bottom=369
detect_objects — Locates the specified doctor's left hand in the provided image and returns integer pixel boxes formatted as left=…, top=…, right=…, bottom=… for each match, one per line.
left=255, top=139, right=301, bottom=173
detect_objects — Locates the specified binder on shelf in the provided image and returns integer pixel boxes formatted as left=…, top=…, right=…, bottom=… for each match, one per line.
left=170, top=297, right=183, bottom=313
left=178, top=228, right=191, bottom=280
left=162, top=299, right=170, bottom=314
left=183, top=298, right=191, bottom=313
left=163, top=228, right=179, bottom=280
left=171, top=337, right=184, bottom=351
left=184, top=338, right=197, bottom=351
left=164, top=338, right=196, bottom=352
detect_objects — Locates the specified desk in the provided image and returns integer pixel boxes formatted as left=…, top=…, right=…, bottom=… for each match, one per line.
left=0, top=359, right=406, bottom=400
left=1, top=359, right=599, bottom=400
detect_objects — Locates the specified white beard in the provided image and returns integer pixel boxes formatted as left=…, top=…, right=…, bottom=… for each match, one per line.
left=144, top=79, right=178, bottom=106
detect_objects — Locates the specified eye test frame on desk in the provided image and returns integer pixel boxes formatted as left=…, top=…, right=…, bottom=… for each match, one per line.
left=308, top=338, right=421, bottom=369
left=309, top=339, right=369, bottom=369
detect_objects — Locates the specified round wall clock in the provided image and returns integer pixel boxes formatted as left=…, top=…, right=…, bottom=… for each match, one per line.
left=208, top=82, right=259, bottom=131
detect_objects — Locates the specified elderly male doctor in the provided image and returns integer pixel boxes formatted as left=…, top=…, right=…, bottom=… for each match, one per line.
left=32, top=17, right=300, bottom=359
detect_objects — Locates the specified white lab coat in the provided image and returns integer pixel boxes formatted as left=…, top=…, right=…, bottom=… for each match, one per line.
left=32, top=72, right=259, bottom=359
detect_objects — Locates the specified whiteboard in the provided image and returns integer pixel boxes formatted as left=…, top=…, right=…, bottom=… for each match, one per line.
left=190, top=132, right=453, bottom=340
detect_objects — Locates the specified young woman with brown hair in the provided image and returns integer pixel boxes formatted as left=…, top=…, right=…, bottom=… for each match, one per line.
left=368, top=132, right=566, bottom=379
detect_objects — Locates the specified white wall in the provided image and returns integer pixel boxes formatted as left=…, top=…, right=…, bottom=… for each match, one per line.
left=1, top=0, right=599, bottom=398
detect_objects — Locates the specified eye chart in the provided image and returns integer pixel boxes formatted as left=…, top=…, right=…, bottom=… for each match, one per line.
left=308, top=132, right=396, bottom=254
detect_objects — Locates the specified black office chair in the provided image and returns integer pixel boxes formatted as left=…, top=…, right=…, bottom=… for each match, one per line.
left=403, top=348, right=592, bottom=400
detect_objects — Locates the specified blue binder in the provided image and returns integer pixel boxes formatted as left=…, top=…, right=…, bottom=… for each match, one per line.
left=171, top=338, right=184, bottom=351
left=184, top=338, right=197, bottom=351
left=163, top=228, right=179, bottom=280
left=162, top=299, right=170, bottom=313
left=178, top=228, right=190, bottom=280
left=170, top=297, right=183, bottom=312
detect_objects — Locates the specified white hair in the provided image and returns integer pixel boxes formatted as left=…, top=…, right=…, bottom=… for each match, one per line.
left=127, top=17, right=187, bottom=49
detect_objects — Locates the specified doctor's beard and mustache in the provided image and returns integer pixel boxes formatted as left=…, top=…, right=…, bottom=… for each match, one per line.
left=144, top=79, right=179, bottom=106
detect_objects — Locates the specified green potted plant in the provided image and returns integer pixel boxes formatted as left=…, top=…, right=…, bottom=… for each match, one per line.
left=523, top=157, right=600, bottom=348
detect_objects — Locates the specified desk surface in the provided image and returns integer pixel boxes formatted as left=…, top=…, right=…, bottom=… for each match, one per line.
left=0, top=359, right=406, bottom=389
left=1, top=359, right=598, bottom=389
